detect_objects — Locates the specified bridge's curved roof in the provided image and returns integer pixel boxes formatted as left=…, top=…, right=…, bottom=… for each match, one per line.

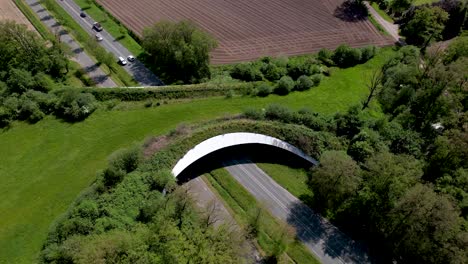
left=172, top=132, right=318, bottom=177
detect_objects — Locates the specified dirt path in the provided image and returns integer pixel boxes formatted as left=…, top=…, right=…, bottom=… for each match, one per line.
left=0, top=0, right=36, bottom=31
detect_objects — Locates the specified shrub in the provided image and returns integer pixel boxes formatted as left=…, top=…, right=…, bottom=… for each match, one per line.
left=108, top=145, right=142, bottom=174
left=311, top=74, right=323, bottom=86
left=243, top=108, right=265, bottom=120
left=55, top=90, right=97, bottom=121
left=318, top=48, right=334, bottom=66
left=261, top=63, right=287, bottom=81
left=255, top=82, right=273, bottom=97
left=265, top=104, right=293, bottom=122
left=18, top=97, right=44, bottom=123
left=230, top=63, right=263, bottom=81
left=274, top=76, right=294, bottom=95
left=332, top=45, right=362, bottom=68
left=360, top=46, right=377, bottom=63
left=287, top=59, right=314, bottom=79
left=295, top=75, right=313, bottom=91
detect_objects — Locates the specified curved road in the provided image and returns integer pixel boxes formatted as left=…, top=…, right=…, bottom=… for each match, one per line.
left=57, top=0, right=164, bottom=86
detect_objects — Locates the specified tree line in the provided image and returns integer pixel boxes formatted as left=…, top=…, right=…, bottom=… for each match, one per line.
left=244, top=40, right=467, bottom=263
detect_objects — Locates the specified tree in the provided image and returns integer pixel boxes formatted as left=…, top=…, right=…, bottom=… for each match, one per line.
left=310, top=151, right=361, bottom=212
left=362, top=68, right=383, bottom=110
left=332, top=45, right=362, bottom=68
left=400, top=6, right=449, bottom=48
left=389, top=0, right=414, bottom=14
left=142, top=20, right=217, bottom=84
left=385, top=184, right=466, bottom=264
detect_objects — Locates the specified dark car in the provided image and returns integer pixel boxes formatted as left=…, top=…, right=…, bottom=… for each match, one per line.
left=93, top=22, right=103, bottom=32
left=80, top=11, right=86, bottom=18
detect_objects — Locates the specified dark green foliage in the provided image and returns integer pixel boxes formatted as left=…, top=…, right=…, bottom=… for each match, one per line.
left=317, top=48, right=334, bottom=66
left=360, top=46, right=377, bottom=62
left=295, top=75, right=313, bottom=91
left=142, top=20, right=217, bottom=84
left=334, top=105, right=365, bottom=138
left=443, top=36, right=468, bottom=64
left=400, top=6, right=449, bottom=47
left=55, top=90, right=97, bottom=122
left=53, top=82, right=255, bottom=102
left=274, top=76, right=294, bottom=95
left=261, top=62, right=287, bottom=81
left=255, top=82, right=273, bottom=97
left=310, top=74, right=322, bottom=86
left=230, top=63, right=263, bottom=81
left=286, top=59, right=318, bottom=79
left=332, top=45, right=362, bottom=68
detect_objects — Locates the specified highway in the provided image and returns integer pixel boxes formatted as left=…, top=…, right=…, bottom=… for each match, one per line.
left=223, top=160, right=372, bottom=264
left=57, top=0, right=164, bottom=86
left=25, top=0, right=116, bottom=87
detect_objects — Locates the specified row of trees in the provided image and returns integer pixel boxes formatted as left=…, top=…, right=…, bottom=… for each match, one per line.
left=243, top=40, right=467, bottom=263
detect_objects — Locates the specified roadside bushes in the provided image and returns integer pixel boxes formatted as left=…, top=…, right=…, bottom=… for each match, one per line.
left=230, top=63, right=263, bottom=81
left=295, top=75, right=313, bottom=91
left=55, top=90, right=97, bottom=122
left=319, top=45, right=377, bottom=68
left=275, top=76, right=295, bottom=95
left=102, top=145, right=142, bottom=187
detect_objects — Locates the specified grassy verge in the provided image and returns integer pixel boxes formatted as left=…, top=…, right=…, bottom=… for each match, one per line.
left=368, top=14, right=389, bottom=36
left=14, top=0, right=54, bottom=39
left=256, top=163, right=312, bottom=199
left=74, top=0, right=143, bottom=57
left=41, top=0, right=137, bottom=86
left=0, top=48, right=394, bottom=263
left=204, top=169, right=320, bottom=264
left=14, top=0, right=86, bottom=87
left=370, top=3, right=394, bottom=23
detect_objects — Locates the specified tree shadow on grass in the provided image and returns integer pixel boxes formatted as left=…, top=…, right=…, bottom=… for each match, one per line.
left=334, top=0, right=369, bottom=22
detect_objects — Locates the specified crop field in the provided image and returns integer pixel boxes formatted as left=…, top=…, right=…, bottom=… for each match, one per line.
left=96, top=0, right=394, bottom=64
left=0, top=0, right=35, bottom=31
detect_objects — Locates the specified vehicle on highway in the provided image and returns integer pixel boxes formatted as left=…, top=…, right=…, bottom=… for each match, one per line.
left=92, top=22, right=103, bottom=32
left=118, top=56, right=127, bottom=65
left=127, top=55, right=135, bottom=62
left=95, top=34, right=103, bottom=42
left=80, top=11, right=86, bottom=18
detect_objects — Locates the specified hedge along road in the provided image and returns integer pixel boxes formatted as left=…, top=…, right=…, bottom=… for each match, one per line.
left=57, top=0, right=163, bottom=86
left=24, top=0, right=116, bottom=87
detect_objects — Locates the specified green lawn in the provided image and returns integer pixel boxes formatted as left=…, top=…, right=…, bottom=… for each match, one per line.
left=0, top=48, right=394, bottom=263
left=256, top=163, right=312, bottom=199
left=204, top=169, right=320, bottom=263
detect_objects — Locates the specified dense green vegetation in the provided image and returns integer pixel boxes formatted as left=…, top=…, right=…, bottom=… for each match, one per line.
left=205, top=169, right=320, bottom=264
left=142, top=21, right=218, bottom=84
left=39, top=119, right=336, bottom=263
left=244, top=42, right=468, bottom=263
left=370, top=0, right=467, bottom=46
left=0, top=48, right=392, bottom=263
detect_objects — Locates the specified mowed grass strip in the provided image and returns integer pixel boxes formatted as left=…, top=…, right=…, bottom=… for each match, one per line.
left=256, top=163, right=313, bottom=200
left=0, top=48, right=394, bottom=263
left=204, top=169, right=320, bottom=264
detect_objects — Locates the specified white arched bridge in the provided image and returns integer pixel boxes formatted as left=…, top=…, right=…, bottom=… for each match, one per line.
left=171, top=132, right=318, bottom=177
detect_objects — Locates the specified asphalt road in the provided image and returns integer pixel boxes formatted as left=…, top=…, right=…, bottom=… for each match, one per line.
left=25, top=0, right=116, bottom=87
left=224, top=160, right=372, bottom=264
left=57, top=0, right=164, bottom=86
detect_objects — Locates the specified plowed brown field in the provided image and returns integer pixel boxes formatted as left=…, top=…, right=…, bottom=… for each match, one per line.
left=96, top=0, right=394, bottom=64
left=0, top=0, right=35, bottom=32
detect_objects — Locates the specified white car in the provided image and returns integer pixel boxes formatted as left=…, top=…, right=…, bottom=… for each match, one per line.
left=95, top=33, right=103, bottom=41
left=118, top=56, right=127, bottom=65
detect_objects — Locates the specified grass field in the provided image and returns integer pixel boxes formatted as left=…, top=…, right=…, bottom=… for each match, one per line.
left=0, top=48, right=394, bottom=263
left=414, top=0, right=439, bottom=5
left=204, top=169, right=320, bottom=263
